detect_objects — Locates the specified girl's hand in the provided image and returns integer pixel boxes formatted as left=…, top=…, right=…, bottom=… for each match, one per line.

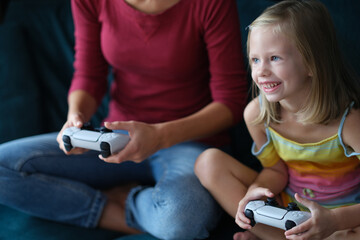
left=99, top=121, right=163, bottom=164
left=56, top=112, right=88, bottom=155
left=235, top=187, right=274, bottom=230
left=285, top=193, right=337, bottom=240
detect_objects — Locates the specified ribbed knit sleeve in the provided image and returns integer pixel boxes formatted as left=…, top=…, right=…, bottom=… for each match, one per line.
left=200, top=0, right=248, bottom=123
left=69, top=0, right=108, bottom=105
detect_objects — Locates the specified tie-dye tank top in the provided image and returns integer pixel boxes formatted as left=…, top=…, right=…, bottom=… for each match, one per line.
left=252, top=103, right=360, bottom=209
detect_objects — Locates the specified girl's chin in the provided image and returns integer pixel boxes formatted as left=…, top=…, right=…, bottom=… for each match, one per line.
left=263, top=94, right=281, bottom=103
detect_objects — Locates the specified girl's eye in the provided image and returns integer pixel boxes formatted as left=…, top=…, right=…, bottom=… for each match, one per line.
left=252, top=58, right=259, bottom=64
left=271, top=56, right=280, bottom=61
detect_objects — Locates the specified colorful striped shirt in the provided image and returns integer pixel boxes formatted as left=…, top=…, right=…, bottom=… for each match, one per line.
left=252, top=103, right=360, bottom=208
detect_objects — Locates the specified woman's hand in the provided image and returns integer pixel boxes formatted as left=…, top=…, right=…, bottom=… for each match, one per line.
left=235, top=187, right=275, bottom=230
left=285, top=193, right=337, bottom=240
left=56, top=112, right=88, bottom=155
left=99, top=121, right=164, bottom=164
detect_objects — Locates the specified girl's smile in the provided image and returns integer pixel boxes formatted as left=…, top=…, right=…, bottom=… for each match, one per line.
left=258, top=81, right=282, bottom=93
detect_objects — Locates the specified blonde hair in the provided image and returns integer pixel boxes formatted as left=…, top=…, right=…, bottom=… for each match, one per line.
left=247, top=0, right=360, bottom=125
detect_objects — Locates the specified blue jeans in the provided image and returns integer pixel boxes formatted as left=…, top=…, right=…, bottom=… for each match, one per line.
left=0, top=133, right=222, bottom=239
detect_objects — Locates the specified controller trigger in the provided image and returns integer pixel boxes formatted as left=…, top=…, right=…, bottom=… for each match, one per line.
left=244, top=209, right=256, bottom=227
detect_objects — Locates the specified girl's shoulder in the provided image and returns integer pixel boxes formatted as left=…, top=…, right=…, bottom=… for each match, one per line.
left=342, top=107, right=360, bottom=153
left=244, top=97, right=261, bottom=125
left=244, top=97, right=268, bottom=148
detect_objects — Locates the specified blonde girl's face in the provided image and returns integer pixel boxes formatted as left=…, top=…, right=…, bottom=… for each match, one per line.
left=249, top=26, right=311, bottom=105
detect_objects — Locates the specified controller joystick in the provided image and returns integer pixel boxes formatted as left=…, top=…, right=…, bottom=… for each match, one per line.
left=81, top=122, right=95, bottom=131
left=99, top=126, right=112, bottom=133
left=62, top=125, right=130, bottom=157
left=265, top=197, right=279, bottom=207
left=244, top=199, right=311, bottom=230
left=286, top=202, right=300, bottom=211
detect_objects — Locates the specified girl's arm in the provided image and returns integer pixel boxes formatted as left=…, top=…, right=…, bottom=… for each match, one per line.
left=247, top=160, right=288, bottom=196
left=235, top=160, right=288, bottom=230
left=243, top=98, right=289, bottom=195
left=333, top=204, right=360, bottom=231
left=342, top=108, right=360, bottom=153
left=335, top=107, right=360, bottom=230
left=236, top=98, right=289, bottom=229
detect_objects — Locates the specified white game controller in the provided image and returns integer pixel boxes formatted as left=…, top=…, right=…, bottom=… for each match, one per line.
left=244, top=198, right=311, bottom=230
left=62, top=124, right=130, bottom=158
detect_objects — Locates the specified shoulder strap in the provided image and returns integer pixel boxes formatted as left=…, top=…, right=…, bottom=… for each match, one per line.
left=338, top=101, right=354, bottom=135
left=338, top=102, right=357, bottom=157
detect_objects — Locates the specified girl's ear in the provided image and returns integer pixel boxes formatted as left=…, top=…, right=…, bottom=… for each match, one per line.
left=308, top=69, right=313, bottom=77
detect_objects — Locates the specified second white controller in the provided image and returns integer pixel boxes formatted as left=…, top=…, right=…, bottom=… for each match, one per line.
left=244, top=198, right=311, bottom=230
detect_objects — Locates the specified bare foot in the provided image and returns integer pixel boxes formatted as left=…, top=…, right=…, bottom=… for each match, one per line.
left=233, top=231, right=261, bottom=240
left=99, top=183, right=142, bottom=234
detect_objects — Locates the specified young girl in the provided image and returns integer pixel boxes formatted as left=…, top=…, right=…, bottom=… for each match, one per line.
left=195, top=0, right=360, bottom=239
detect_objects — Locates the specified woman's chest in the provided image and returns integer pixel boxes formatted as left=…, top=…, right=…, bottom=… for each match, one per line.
left=98, top=1, right=207, bottom=75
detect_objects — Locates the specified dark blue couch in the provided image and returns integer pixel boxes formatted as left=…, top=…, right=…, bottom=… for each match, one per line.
left=0, top=0, right=359, bottom=239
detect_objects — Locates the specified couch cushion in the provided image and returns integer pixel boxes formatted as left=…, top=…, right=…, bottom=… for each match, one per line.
left=0, top=204, right=123, bottom=240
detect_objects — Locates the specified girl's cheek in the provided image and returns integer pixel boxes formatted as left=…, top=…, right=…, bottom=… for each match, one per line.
left=251, top=71, right=257, bottom=83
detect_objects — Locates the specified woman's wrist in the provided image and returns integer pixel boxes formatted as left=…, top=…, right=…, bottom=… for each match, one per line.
left=67, top=90, right=97, bottom=123
left=154, top=122, right=178, bottom=149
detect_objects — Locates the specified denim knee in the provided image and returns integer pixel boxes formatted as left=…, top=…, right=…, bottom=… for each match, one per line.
left=126, top=177, right=222, bottom=240
left=0, top=133, right=60, bottom=171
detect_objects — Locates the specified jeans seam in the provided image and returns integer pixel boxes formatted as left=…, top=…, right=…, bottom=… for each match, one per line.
left=125, top=185, right=147, bottom=231
left=85, top=190, right=107, bottom=228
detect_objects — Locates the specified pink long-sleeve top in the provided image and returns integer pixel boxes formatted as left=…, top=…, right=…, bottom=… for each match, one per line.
left=69, top=0, right=248, bottom=146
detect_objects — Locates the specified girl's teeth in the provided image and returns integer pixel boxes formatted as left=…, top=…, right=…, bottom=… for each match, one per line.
left=264, top=83, right=279, bottom=88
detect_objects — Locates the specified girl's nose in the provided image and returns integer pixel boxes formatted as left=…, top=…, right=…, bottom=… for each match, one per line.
left=257, top=62, right=270, bottom=77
